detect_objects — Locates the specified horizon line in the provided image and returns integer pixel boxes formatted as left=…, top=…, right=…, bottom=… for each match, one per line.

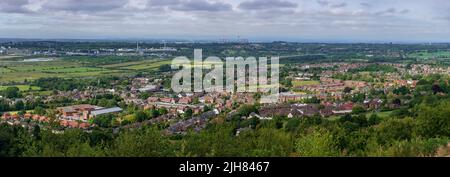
left=1, top=37, right=450, bottom=44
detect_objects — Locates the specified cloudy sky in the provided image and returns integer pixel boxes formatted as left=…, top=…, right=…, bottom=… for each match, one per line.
left=1, top=0, right=450, bottom=42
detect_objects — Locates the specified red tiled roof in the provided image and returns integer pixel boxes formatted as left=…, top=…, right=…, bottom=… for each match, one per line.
left=11, top=114, right=20, bottom=119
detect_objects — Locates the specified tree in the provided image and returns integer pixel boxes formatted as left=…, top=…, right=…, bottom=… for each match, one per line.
left=415, top=101, right=450, bottom=138
left=237, top=105, right=257, bottom=117
left=343, top=87, right=352, bottom=94
left=110, top=127, right=173, bottom=157
left=285, top=118, right=300, bottom=132
left=92, top=114, right=114, bottom=128
left=32, top=125, right=41, bottom=140
left=3, top=87, right=20, bottom=98
left=14, top=100, right=25, bottom=111
left=392, top=98, right=401, bottom=106
left=34, top=106, right=46, bottom=115
left=158, top=64, right=172, bottom=72
left=368, top=113, right=381, bottom=125
left=393, top=86, right=410, bottom=95
left=375, top=118, right=415, bottom=145
left=304, top=96, right=320, bottom=104
left=295, top=129, right=340, bottom=157
left=352, top=105, right=365, bottom=114
left=134, top=111, right=148, bottom=122
left=183, top=108, right=193, bottom=118
left=351, top=93, right=366, bottom=103
left=148, top=109, right=160, bottom=118
left=431, top=84, right=443, bottom=94
left=158, top=108, right=168, bottom=115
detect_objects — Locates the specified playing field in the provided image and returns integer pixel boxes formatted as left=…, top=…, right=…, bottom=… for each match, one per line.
left=292, top=80, right=320, bottom=87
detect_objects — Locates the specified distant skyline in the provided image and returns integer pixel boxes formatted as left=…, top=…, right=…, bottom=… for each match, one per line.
left=1, top=0, right=450, bottom=42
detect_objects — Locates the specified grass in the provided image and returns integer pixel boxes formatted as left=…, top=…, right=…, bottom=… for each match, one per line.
left=0, top=85, right=41, bottom=91
left=292, top=80, right=320, bottom=87
left=0, top=56, right=21, bottom=60
left=0, top=58, right=129, bottom=83
left=366, top=110, right=394, bottom=119
left=42, top=67, right=106, bottom=73
left=328, top=110, right=394, bottom=121
left=121, top=60, right=172, bottom=70
left=408, top=51, right=450, bottom=59
left=6, top=110, right=34, bottom=115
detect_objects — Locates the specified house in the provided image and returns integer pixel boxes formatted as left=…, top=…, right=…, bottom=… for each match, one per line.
left=57, top=104, right=122, bottom=122
left=2, top=113, right=11, bottom=120
left=248, top=112, right=272, bottom=120
left=225, top=100, right=233, bottom=109
left=259, top=104, right=320, bottom=119
left=24, top=113, right=32, bottom=119
left=332, top=102, right=354, bottom=114
left=39, top=116, right=49, bottom=122
left=178, top=97, right=192, bottom=104
left=320, top=105, right=334, bottom=117
left=203, top=95, right=214, bottom=104
left=32, top=115, right=40, bottom=121
left=364, top=99, right=383, bottom=110
left=11, top=114, right=20, bottom=120
left=57, top=104, right=101, bottom=119
left=69, top=121, right=79, bottom=128
left=160, top=97, right=176, bottom=103
left=279, top=92, right=314, bottom=103
left=89, top=107, right=123, bottom=118
left=147, top=97, right=159, bottom=103
left=138, top=84, right=159, bottom=92
left=79, top=122, right=90, bottom=129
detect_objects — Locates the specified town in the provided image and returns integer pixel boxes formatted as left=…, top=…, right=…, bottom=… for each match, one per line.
left=0, top=41, right=449, bottom=157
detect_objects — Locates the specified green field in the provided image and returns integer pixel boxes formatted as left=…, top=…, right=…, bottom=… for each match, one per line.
left=366, top=110, right=394, bottom=119
left=120, top=60, right=172, bottom=70
left=292, top=80, right=320, bottom=87
left=0, top=85, right=41, bottom=91
left=408, top=51, right=450, bottom=59
left=0, top=57, right=154, bottom=83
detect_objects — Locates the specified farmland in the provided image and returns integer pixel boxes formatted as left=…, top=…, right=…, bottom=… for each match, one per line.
left=0, top=85, right=41, bottom=91
left=0, top=56, right=171, bottom=83
left=408, top=51, right=450, bottom=59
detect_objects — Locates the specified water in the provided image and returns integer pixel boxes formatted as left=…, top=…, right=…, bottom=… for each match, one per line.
left=22, top=58, right=55, bottom=62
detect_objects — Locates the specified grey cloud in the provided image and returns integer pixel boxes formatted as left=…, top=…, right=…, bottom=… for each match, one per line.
left=331, top=3, right=347, bottom=8
left=148, top=0, right=181, bottom=7
left=399, top=9, right=410, bottom=14
left=317, top=1, right=347, bottom=8
left=0, top=0, right=31, bottom=13
left=170, top=0, right=232, bottom=12
left=43, top=0, right=128, bottom=12
left=360, top=2, right=371, bottom=7
left=316, top=0, right=330, bottom=7
left=238, top=0, right=298, bottom=10
left=375, top=8, right=409, bottom=15
left=375, top=8, right=393, bottom=15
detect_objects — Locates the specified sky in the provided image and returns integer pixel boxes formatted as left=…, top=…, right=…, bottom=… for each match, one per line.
left=0, top=0, right=450, bottom=42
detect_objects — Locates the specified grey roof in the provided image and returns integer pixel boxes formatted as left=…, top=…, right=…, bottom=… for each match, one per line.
left=91, top=107, right=123, bottom=116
